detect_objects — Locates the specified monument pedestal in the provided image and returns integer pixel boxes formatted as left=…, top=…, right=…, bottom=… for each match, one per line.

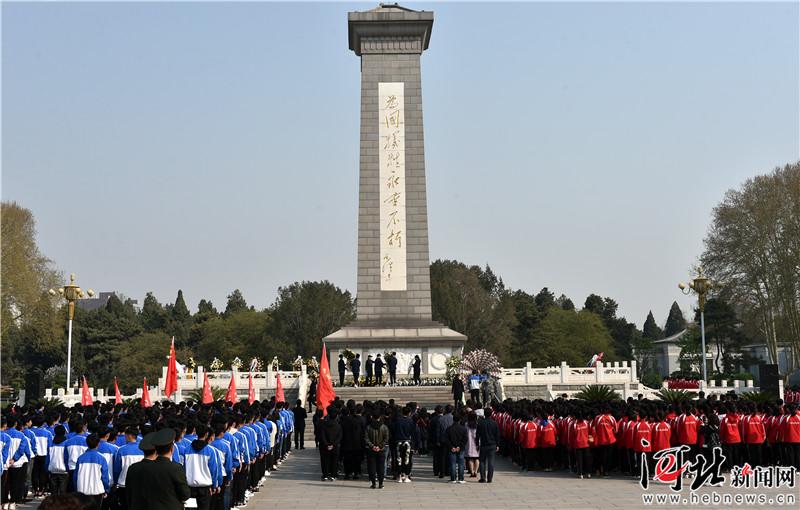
left=325, top=320, right=466, bottom=376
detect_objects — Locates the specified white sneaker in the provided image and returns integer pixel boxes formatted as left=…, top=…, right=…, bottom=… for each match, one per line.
left=458, top=480, right=466, bottom=484
left=450, top=480, right=458, bottom=484
left=265, top=471, right=271, bottom=476
left=404, top=477, right=412, bottom=483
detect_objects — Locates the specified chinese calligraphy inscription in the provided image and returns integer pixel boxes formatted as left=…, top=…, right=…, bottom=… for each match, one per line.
left=378, top=82, right=407, bottom=291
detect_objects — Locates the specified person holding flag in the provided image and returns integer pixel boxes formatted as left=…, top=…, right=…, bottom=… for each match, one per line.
left=163, top=338, right=179, bottom=401
left=316, top=345, right=336, bottom=415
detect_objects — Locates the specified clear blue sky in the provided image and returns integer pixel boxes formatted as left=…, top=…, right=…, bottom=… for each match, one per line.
left=3, top=2, right=798, bottom=329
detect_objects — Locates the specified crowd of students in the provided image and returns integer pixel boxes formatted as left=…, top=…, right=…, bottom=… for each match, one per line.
left=0, top=397, right=307, bottom=510
left=492, top=393, right=800, bottom=479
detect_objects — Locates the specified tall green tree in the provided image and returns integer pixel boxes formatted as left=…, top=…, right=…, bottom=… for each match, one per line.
left=642, top=311, right=663, bottom=340
left=224, top=289, right=249, bottom=316
left=530, top=307, right=617, bottom=366
left=664, top=301, right=687, bottom=337
left=265, top=280, right=356, bottom=359
left=139, top=292, right=167, bottom=331
left=167, top=289, right=192, bottom=347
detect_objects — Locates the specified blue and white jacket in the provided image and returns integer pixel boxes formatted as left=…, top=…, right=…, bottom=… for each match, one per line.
left=48, top=440, right=68, bottom=474
left=222, top=431, right=241, bottom=470
left=31, top=427, right=53, bottom=458
left=97, top=440, right=118, bottom=474
left=233, top=429, right=250, bottom=465
left=184, top=440, right=222, bottom=488
left=73, top=449, right=111, bottom=495
left=63, top=433, right=88, bottom=471
left=6, top=428, right=33, bottom=468
left=0, top=431, right=10, bottom=474
left=113, top=441, right=143, bottom=487
left=23, top=428, right=38, bottom=457
left=210, top=438, right=233, bottom=483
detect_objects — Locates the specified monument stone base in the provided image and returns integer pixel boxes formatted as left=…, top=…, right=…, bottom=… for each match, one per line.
left=324, top=320, right=466, bottom=377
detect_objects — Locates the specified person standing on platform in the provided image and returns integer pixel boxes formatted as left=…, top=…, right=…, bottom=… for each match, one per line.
left=292, top=400, right=307, bottom=450
left=338, top=355, right=347, bottom=387
left=387, top=353, right=398, bottom=386
left=468, top=371, right=482, bottom=407
left=412, top=356, right=422, bottom=386
left=374, top=355, right=385, bottom=386
left=307, top=378, right=317, bottom=413
left=452, top=374, right=464, bottom=409
left=365, top=355, right=375, bottom=386
left=350, top=354, right=362, bottom=388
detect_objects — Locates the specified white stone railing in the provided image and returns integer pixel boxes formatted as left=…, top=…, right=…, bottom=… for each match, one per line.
left=500, top=360, right=638, bottom=386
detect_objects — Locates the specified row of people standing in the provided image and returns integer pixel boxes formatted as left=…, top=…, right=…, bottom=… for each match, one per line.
left=337, top=353, right=423, bottom=387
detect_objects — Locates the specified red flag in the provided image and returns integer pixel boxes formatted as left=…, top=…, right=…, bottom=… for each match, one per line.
left=248, top=373, right=256, bottom=404
left=316, top=344, right=336, bottom=415
left=141, top=377, right=152, bottom=408
left=114, top=377, right=122, bottom=405
left=225, top=373, right=237, bottom=403
left=164, top=337, right=178, bottom=399
left=81, top=376, right=93, bottom=407
left=275, top=373, right=285, bottom=403
left=202, top=373, right=213, bottom=404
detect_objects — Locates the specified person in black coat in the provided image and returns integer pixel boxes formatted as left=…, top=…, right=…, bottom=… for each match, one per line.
left=374, top=354, right=385, bottom=385
left=292, top=400, right=308, bottom=449
left=387, top=352, right=398, bottom=386
left=319, top=408, right=342, bottom=481
left=444, top=412, right=468, bottom=483
left=340, top=408, right=365, bottom=480
left=476, top=408, right=501, bottom=483
left=429, top=406, right=443, bottom=477
left=337, top=355, right=347, bottom=386
left=365, top=355, right=374, bottom=386
left=307, top=378, right=317, bottom=412
left=451, top=374, right=465, bottom=409
left=350, top=354, right=362, bottom=387
left=412, top=355, right=422, bottom=385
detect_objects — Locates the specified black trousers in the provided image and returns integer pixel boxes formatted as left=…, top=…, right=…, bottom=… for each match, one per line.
left=389, top=370, right=397, bottom=385
left=575, top=448, right=591, bottom=476
left=321, top=447, right=339, bottom=478
left=375, top=373, right=383, bottom=385
left=722, top=443, right=740, bottom=470
left=469, top=389, right=481, bottom=405
left=596, top=444, right=614, bottom=474
left=367, top=449, right=386, bottom=483
left=343, top=450, right=362, bottom=475
left=50, top=472, right=68, bottom=496
left=784, top=443, right=800, bottom=469
left=8, top=465, right=28, bottom=502
left=80, top=494, right=103, bottom=510
left=745, top=442, right=763, bottom=466
left=366, top=371, right=373, bottom=385
left=539, top=447, right=555, bottom=470
left=352, top=371, right=360, bottom=385
left=413, top=371, right=421, bottom=385
left=339, top=372, right=345, bottom=386
left=479, top=446, right=496, bottom=481
left=32, top=456, right=48, bottom=493
left=190, top=486, right=212, bottom=510
left=295, top=426, right=305, bottom=449
left=432, top=446, right=443, bottom=476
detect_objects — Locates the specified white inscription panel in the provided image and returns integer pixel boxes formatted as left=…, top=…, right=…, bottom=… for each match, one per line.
left=378, top=82, right=407, bottom=291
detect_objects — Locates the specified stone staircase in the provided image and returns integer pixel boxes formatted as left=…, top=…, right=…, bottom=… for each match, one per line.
left=331, top=385, right=453, bottom=409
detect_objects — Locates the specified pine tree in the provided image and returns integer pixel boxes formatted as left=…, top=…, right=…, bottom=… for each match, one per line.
left=664, top=301, right=687, bottom=337
left=642, top=310, right=663, bottom=340
left=224, top=289, right=248, bottom=316
left=140, top=292, right=167, bottom=331
left=172, top=290, right=191, bottom=323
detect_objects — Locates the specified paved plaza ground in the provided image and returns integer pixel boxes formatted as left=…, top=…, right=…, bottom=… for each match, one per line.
left=246, top=448, right=797, bottom=510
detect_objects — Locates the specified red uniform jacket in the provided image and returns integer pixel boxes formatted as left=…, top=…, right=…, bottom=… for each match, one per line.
left=651, top=421, right=671, bottom=452
left=522, top=421, right=538, bottom=449
left=538, top=420, right=557, bottom=448
left=623, top=419, right=638, bottom=449
left=592, top=414, right=617, bottom=446
left=633, top=421, right=652, bottom=453
left=570, top=420, right=592, bottom=449
left=675, top=413, right=698, bottom=445
left=742, top=414, right=766, bottom=444
left=720, top=414, right=742, bottom=444
left=782, top=413, right=800, bottom=443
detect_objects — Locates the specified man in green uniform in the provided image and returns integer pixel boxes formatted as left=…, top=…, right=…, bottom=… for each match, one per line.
left=127, top=428, right=190, bottom=510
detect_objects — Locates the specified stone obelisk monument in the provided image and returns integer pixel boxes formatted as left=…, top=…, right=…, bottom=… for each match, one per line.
left=324, top=4, right=466, bottom=377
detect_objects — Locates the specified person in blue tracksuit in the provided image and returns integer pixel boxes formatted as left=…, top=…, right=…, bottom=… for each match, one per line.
left=63, top=419, right=89, bottom=490
left=113, top=426, right=143, bottom=505
left=210, top=423, right=234, bottom=510
left=47, top=425, right=69, bottom=495
left=232, top=418, right=250, bottom=507
left=74, top=433, right=111, bottom=510
left=183, top=424, right=222, bottom=510
left=4, top=417, right=33, bottom=506
left=30, top=415, right=54, bottom=497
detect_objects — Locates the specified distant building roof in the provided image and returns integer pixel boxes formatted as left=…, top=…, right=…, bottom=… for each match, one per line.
left=76, top=292, right=138, bottom=312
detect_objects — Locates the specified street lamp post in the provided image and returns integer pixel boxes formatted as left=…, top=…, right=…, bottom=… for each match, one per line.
left=49, top=274, right=94, bottom=390
left=679, top=268, right=714, bottom=383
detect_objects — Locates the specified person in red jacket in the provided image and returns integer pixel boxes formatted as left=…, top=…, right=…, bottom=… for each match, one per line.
left=623, top=411, right=639, bottom=476
left=591, top=406, right=616, bottom=477
left=521, top=415, right=538, bottom=471
left=537, top=413, right=557, bottom=472
left=651, top=411, right=672, bottom=454
left=720, top=403, right=742, bottom=471
left=764, top=406, right=782, bottom=466
left=633, top=413, right=653, bottom=475
left=675, top=404, right=699, bottom=464
left=741, top=403, right=766, bottom=466
left=570, top=412, right=593, bottom=479
left=781, top=404, right=800, bottom=469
